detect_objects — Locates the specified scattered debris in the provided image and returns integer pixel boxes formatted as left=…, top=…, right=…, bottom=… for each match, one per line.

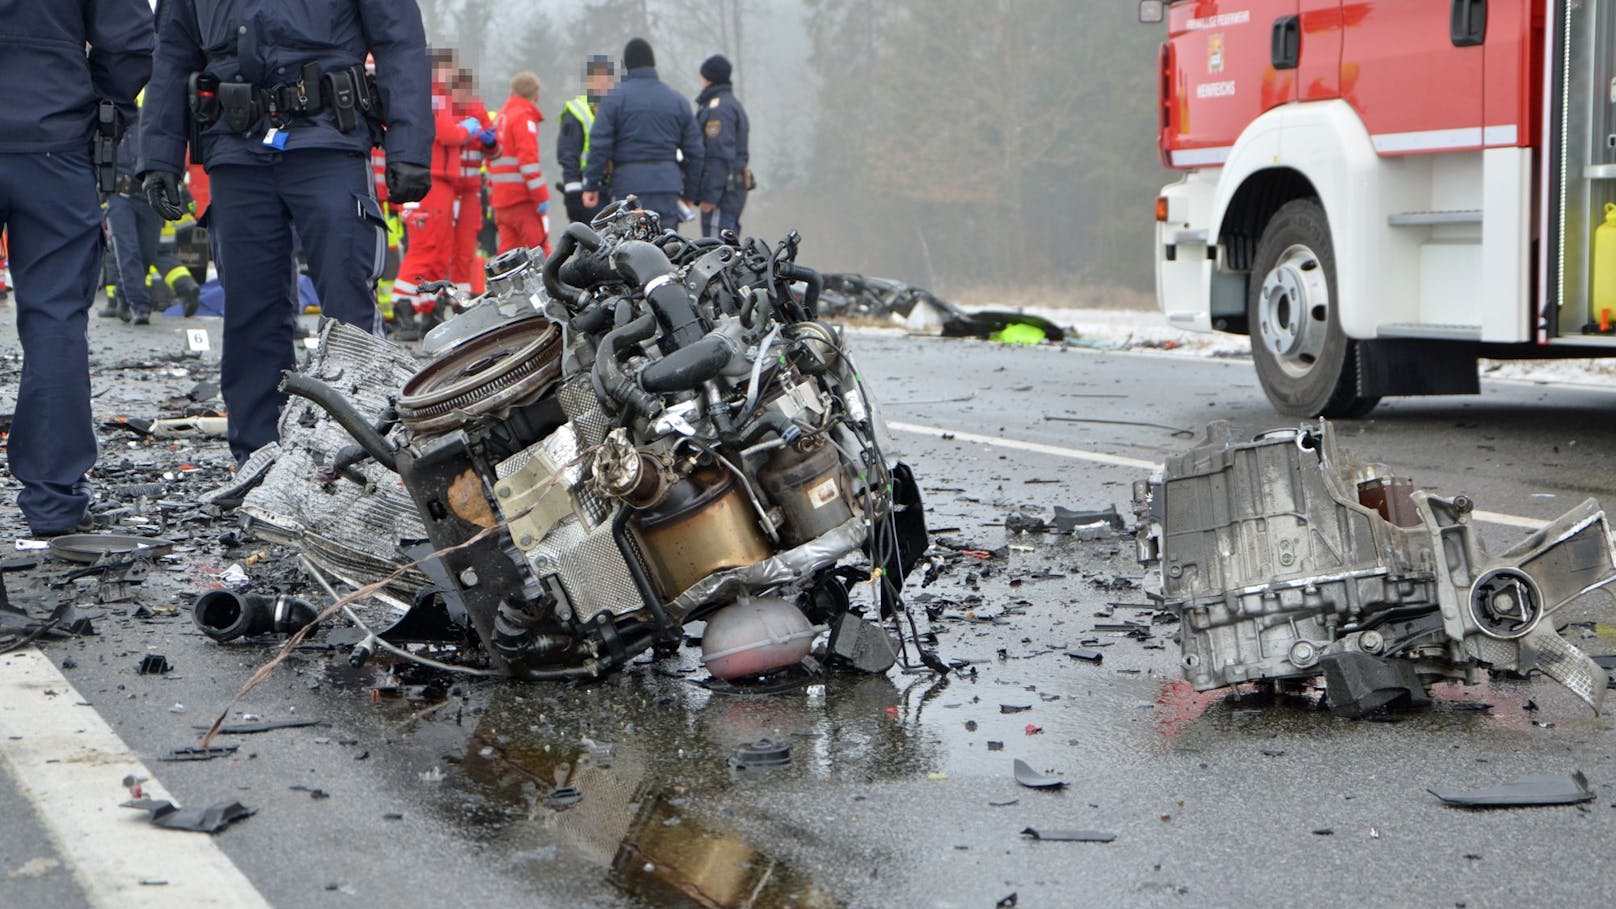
left=160, top=746, right=238, bottom=762
left=1429, top=771, right=1596, bottom=808
left=1006, top=505, right=1126, bottom=537
left=121, top=799, right=255, bottom=834
left=727, top=739, right=792, bottom=770
left=137, top=654, right=171, bottom=675
left=191, top=719, right=321, bottom=735
left=192, top=591, right=318, bottom=643
left=1137, top=420, right=1616, bottom=715
left=1012, top=758, right=1066, bottom=790
left=47, top=534, right=175, bottom=564
left=1319, top=652, right=1432, bottom=718
left=1020, top=827, right=1115, bottom=843
left=1067, top=648, right=1104, bottom=664
left=544, top=786, right=584, bottom=810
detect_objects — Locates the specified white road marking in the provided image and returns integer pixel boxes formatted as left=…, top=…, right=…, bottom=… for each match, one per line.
left=0, top=648, right=271, bottom=909
left=889, top=421, right=1550, bottom=530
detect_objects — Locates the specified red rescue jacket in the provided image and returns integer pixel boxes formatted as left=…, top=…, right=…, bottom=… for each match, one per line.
left=490, top=94, right=550, bottom=209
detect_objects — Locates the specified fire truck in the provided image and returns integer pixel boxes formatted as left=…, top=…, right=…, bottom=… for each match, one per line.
left=1145, top=0, right=1616, bottom=416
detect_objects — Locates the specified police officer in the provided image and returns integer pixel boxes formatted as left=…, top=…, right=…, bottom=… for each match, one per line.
left=139, top=0, right=433, bottom=465
left=557, top=55, right=615, bottom=225
left=693, top=55, right=750, bottom=238
left=581, top=38, right=703, bottom=231
left=104, top=118, right=202, bottom=324
left=0, top=0, right=152, bottom=537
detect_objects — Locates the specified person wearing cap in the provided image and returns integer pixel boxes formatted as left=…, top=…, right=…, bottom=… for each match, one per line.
left=580, top=38, right=703, bottom=231
left=693, top=54, right=750, bottom=238
left=557, top=56, right=615, bottom=225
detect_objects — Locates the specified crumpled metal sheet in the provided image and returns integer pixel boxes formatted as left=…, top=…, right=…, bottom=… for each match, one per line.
left=239, top=321, right=428, bottom=595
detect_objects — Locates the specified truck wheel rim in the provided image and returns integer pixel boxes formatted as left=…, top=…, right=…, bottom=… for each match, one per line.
left=1257, top=244, right=1329, bottom=379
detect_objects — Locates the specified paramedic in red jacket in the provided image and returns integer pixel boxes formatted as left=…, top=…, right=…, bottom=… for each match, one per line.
left=394, top=49, right=484, bottom=321
left=490, top=71, right=551, bottom=256
left=448, top=69, right=495, bottom=297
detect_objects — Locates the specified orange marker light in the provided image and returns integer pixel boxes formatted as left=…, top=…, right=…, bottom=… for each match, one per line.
left=1155, top=196, right=1169, bottom=222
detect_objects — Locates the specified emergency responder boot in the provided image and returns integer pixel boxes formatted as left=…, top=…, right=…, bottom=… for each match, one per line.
left=176, top=275, right=202, bottom=317
left=389, top=306, right=421, bottom=342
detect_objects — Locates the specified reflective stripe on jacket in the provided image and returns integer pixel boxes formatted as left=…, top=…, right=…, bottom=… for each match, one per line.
left=490, top=94, right=550, bottom=209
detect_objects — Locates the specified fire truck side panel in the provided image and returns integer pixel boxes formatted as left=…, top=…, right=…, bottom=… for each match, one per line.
left=1297, top=0, right=1344, bottom=101
left=1484, top=0, right=1546, bottom=150
left=1339, top=1, right=1485, bottom=154
left=1164, top=0, right=1298, bottom=167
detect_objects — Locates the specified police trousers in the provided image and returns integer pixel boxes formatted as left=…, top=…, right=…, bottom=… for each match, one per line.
left=0, top=151, right=101, bottom=534
left=209, top=150, right=386, bottom=463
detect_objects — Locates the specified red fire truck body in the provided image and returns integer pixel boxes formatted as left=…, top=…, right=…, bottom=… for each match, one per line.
left=1152, top=0, right=1616, bottom=416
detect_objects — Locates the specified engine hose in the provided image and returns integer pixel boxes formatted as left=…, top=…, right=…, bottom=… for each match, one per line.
left=780, top=263, right=823, bottom=319
left=612, top=506, right=678, bottom=637
left=646, top=281, right=709, bottom=349
left=592, top=310, right=662, bottom=416
left=608, top=239, right=675, bottom=286
left=325, top=404, right=400, bottom=482
left=570, top=298, right=614, bottom=335
left=543, top=222, right=603, bottom=307
left=737, top=409, right=802, bottom=448
left=278, top=372, right=398, bottom=472
left=638, top=332, right=734, bottom=393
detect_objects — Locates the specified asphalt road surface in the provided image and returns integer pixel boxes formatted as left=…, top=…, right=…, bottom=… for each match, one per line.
left=3, top=316, right=1615, bottom=909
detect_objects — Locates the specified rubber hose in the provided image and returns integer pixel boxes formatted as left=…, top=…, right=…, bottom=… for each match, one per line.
left=780, top=263, right=823, bottom=319
left=278, top=372, right=398, bottom=472
left=542, top=222, right=603, bottom=307
left=592, top=311, right=662, bottom=415
left=638, top=332, right=735, bottom=393
left=194, top=590, right=319, bottom=642
left=646, top=281, right=709, bottom=349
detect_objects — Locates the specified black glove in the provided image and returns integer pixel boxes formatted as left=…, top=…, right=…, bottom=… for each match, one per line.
left=386, top=162, right=431, bottom=205
left=142, top=172, right=187, bottom=221
left=564, top=190, right=587, bottom=224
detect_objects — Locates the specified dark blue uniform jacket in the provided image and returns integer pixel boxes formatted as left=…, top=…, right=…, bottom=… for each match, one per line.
left=138, top=0, right=431, bottom=175
left=693, top=82, right=748, bottom=205
left=0, top=0, right=153, bottom=152
left=583, top=66, right=703, bottom=201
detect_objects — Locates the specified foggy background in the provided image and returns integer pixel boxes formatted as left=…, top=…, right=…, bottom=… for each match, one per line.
left=419, top=0, right=1168, bottom=305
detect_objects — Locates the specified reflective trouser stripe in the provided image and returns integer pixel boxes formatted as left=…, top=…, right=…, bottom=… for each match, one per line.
left=164, top=265, right=191, bottom=288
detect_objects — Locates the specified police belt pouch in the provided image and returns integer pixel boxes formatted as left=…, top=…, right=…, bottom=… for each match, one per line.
left=190, top=64, right=380, bottom=139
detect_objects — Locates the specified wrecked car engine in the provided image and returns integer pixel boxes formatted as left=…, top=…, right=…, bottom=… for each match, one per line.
left=1135, top=421, right=1616, bottom=714
left=266, top=200, right=927, bottom=681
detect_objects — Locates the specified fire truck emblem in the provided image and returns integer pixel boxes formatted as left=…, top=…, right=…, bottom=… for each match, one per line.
left=1208, top=34, right=1224, bottom=74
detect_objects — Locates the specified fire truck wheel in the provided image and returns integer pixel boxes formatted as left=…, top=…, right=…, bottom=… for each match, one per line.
left=1247, top=198, right=1378, bottom=418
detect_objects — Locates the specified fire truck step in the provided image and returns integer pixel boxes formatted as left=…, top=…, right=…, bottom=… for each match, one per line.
left=1387, top=210, right=1482, bottom=227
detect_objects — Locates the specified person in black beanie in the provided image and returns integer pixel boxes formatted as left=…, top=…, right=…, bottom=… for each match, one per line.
left=693, top=54, right=750, bottom=237
left=581, top=38, right=704, bottom=231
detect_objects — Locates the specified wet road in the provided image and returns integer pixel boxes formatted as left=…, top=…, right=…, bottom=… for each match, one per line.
left=3, top=318, right=1616, bottom=908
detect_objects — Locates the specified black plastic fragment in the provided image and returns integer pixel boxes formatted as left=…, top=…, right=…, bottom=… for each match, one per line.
left=544, top=786, right=584, bottom=810
left=996, top=893, right=1018, bottom=908
left=1429, top=771, right=1596, bottom=808
left=727, top=738, right=792, bottom=770
left=1012, top=758, right=1066, bottom=790
left=160, top=745, right=238, bottom=762
left=1067, top=648, right=1104, bottom=664
left=191, top=719, right=322, bottom=735
left=826, top=612, right=898, bottom=674
left=1319, top=651, right=1431, bottom=718
left=1000, top=704, right=1031, bottom=714
left=121, top=799, right=255, bottom=833
left=137, top=654, right=171, bottom=675
left=1020, top=827, right=1115, bottom=843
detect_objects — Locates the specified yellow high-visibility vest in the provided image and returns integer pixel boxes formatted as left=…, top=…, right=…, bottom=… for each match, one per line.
left=564, top=95, right=595, bottom=169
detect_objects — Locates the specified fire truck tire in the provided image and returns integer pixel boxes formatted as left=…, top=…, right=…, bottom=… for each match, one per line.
left=1247, top=198, right=1378, bottom=418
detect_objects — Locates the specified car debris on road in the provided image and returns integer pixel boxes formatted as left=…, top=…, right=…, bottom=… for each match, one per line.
left=1136, top=420, right=1616, bottom=716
